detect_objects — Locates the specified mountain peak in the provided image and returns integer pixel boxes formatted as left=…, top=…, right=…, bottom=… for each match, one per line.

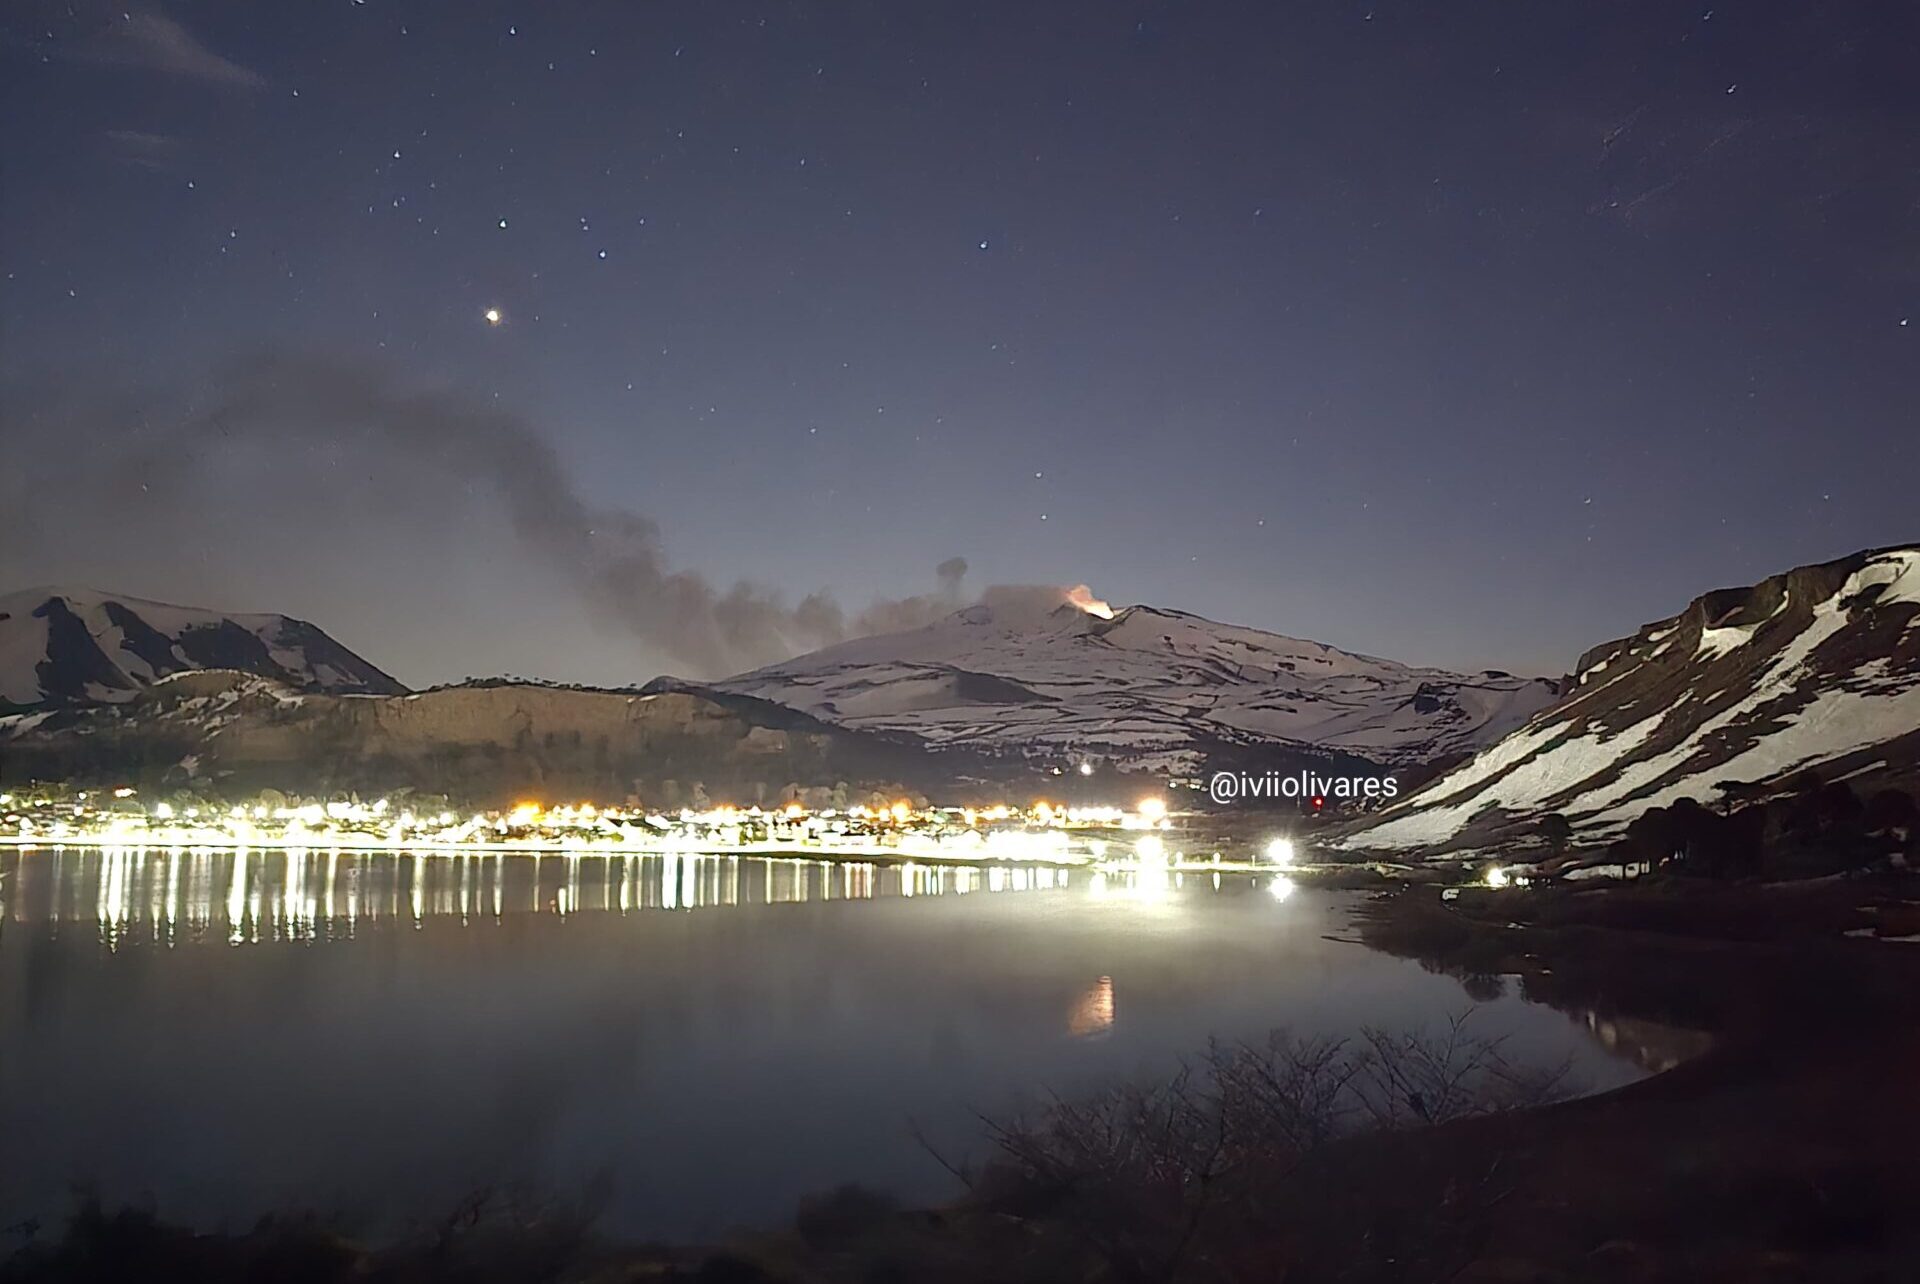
left=0, top=587, right=405, bottom=711
left=714, top=596, right=1556, bottom=774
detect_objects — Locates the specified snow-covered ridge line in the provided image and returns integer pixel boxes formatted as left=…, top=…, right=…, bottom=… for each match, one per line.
left=0, top=586, right=405, bottom=709
left=1344, top=545, right=1920, bottom=854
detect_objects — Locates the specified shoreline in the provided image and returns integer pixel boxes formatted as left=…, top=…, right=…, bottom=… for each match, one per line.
left=711, top=871, right=1920, bottom=1280
left=1326, top=872, right=1920, bottom=1278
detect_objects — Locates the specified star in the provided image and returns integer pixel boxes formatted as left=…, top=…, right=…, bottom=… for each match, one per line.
left=483, top=307, right=504, bottom=326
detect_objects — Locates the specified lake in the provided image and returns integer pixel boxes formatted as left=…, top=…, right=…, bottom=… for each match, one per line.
left=0, top=848, right=1643, bottom=1241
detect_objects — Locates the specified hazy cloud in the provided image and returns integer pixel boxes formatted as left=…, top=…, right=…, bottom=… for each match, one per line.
left=103, top=128, right=185, bottom=171
left=77, top=8, right=265, bottom=88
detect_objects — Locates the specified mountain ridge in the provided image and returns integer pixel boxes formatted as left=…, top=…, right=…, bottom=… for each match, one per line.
left=0, top=668, right=1012, bottom=806
left=1340, top=544, right=1920, bottom=855
left=0, top=586, right=405, bottom=710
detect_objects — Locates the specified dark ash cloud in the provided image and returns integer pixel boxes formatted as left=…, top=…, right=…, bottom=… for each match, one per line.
left=0, top=354, right=1085, bottom=678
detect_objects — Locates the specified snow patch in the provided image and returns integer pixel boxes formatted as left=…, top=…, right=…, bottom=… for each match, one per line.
left=1696, top=623, right=1757, bottom=660
left=1360, top=713, right=1664, bottom=849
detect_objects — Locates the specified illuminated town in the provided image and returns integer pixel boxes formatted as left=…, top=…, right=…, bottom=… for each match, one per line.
left=0, top=786, right=1306, bottom=949
left=0, top=784, right=1300, bottom=872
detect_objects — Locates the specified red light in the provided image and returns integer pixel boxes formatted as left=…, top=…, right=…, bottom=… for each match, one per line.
left=1310, top=796, right=1325, bottom=811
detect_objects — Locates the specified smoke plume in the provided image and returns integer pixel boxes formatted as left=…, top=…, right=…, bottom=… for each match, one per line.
left=1, top=354, right=1096, bottom=677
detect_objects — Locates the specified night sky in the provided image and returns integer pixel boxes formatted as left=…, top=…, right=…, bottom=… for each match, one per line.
left=3, top=2, right=1916, bottom=686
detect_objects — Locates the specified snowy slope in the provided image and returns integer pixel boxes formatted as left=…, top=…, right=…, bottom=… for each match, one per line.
left=1344, top=546, right=1920, bottom=854
left=0, top=587, right=405, bottom=709
left=705, top=601, right=1559, bottom=774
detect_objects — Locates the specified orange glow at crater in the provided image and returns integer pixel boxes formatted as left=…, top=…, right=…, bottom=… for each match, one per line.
left=1065, top=584, right=1114, bottom=618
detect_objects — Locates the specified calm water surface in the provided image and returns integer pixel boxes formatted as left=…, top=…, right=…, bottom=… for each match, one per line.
left=0, top=848, right=1642, bottom=1240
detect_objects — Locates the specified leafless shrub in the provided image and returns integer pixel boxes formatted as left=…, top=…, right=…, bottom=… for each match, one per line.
left=1347, top=1013, right=1573, bottom=1130
left=972, top=1011, right=1573, bottom=1282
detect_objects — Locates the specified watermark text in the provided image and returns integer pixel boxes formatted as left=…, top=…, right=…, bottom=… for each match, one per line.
left=1208, top=770, right=1398, bottom=806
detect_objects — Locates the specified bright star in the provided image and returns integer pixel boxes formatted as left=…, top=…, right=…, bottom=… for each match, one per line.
left=483, top=307, right=504, bottom=326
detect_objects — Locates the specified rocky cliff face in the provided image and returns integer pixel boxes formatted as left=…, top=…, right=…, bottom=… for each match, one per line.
left=1343, top=546, right=1920, bottom=855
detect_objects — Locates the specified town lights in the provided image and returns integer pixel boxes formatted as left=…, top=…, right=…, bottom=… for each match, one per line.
left=2, top=789, right=1180, bottom=867
left=1136, top=796, right=1168, bottom=824
left=1263, top=837, right=1295, bottom=868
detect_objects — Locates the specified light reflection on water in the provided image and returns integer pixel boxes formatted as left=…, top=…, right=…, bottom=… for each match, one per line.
left=0, top=848, right=1642, bottom=1242
left=4, top=847, right=1087, bottom=948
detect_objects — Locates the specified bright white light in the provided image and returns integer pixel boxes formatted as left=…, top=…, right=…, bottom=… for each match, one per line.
left=1267, top=875, right=1295, bottom=902
left=1136, top=797, right=1168, bottom=824
left=1078, top=762, right=1094, bottom=777
left=1126, top=836, right=1172, bottom=903
left=1486, top=865, right=1510, bottom=889
left=1264, top=837, right=1295, bottom=868
left=484, top=306, right=504, bottom=325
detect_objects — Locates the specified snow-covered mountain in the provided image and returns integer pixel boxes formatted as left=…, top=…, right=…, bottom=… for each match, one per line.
left=1344, top=546, right=1920, bottom=854
left=0, top=587, right=405, bottom=710
left=702, top=601, right=1559, bottom=774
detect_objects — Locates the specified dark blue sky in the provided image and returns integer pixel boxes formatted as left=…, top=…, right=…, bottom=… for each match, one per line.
left=3, top=1, right=1916, bottom=685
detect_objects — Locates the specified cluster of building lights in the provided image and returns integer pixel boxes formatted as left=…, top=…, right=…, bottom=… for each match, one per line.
left=0, top=789, right=1320, bottom=904
left=0, top=787, right=1297, bottom=867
